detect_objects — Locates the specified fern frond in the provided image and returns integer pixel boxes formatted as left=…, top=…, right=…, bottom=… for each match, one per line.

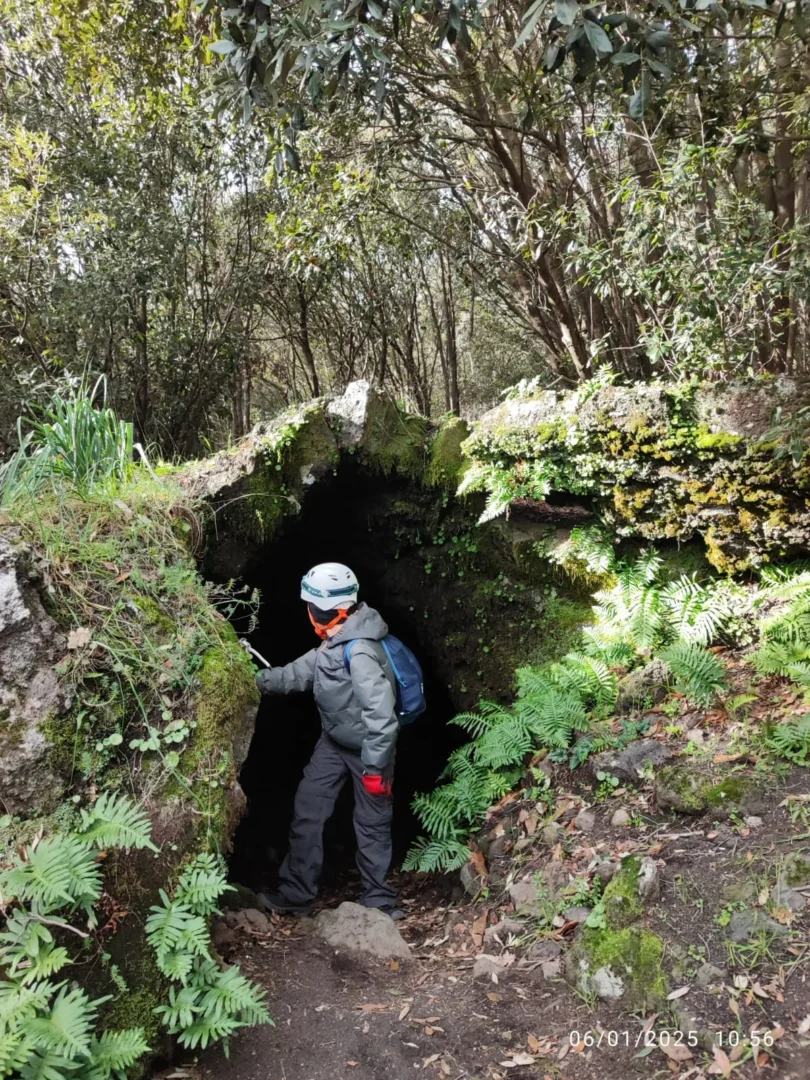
left=402, top=836, right=470, bottom=873
left=176, top=854, right=231, bottom=916
left=658, top=641, right=727, bottom=707
left=21, top=986, right=99, bottom=1061
left=76, top=793, right=157, bottom=853
left=196, top=965, right=271, bottom=1028
left=2, top=837, right=102, bottom=913
left=768, top=715, right=810, bottom=764
left=85, top=1029, right=149, bottom=1080
left=516, top=688, right=588, bottom=749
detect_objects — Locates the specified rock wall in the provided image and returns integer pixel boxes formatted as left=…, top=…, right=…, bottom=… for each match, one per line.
left=466, top=377, right=810, bottom=572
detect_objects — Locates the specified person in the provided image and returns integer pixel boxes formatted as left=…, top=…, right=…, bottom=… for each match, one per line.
left=254, top=562, right=403, bottom=920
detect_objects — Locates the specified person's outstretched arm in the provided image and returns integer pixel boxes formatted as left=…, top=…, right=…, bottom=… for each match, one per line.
left=349, top=643, right=398, bottom=776
left=256, top=649, right=317, bottom=695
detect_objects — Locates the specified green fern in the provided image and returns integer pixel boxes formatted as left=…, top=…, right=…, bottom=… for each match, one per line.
left=175, top=854, right=233, bottom=916
left=84, top=1028, right=151, bottom=1080
left=76, top=793, right=157, bottom=853
left=20, top=986, right=100, bottom=1060
left=1, top=837, right=102, bottom=915
left=768, top=715, right=810, bottom=765
left=658, top=641, right=727, bottom=706
left=402, top=836, right=470, bottom=873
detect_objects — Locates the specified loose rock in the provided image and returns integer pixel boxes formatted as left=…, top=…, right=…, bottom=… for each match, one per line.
left=460, top=861, right=485, bottom=897
left=473, top=954, right=515, bottom=981
left=726, top=909, right=789, bottom=944
left=611, top=808, right=631, bottom=827
left=695, top=962, right=727, bottom=988
left=315, top=901, right=412, bottom=960
left=615, top=662, right=670, bottom=712
left=591, top=739, right=673, bottom=785
left=483, top=918, right=524, bottom=950
left=574, top=809, right=595, bottom=833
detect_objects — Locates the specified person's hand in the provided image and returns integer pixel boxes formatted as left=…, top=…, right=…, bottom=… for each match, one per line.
left=362, top=772, right=393, bottom=797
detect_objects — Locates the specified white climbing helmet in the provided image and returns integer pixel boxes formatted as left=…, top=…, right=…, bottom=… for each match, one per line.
left=300, top=562, right=359, bottom=610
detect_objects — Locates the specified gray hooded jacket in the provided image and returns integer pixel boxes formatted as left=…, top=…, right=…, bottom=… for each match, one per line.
left=255, top=603, right=398, bottom=771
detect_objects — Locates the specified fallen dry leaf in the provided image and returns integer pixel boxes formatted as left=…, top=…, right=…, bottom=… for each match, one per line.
left=469, top=849, right=488, bottom=879
left=471, top=912, right=488, bottom=948
left=487, top=993, right=501, bottom=1003
left=667, top=986, right=691, bottom=1000
left=707, top=1045, right=732, bottom=1078
left=355, top=1003, right=389, bottom=1013
left=660, top=1043, right=693, bottom=1063
left=527, top=1035, right=541, bottom=1053
left=398, top=1004, right=411, bottom=1021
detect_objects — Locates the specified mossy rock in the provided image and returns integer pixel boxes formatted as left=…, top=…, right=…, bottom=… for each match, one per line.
left=427, top=417, right=470, bottom=488
left=655, top=763, right=760, bottom=816
left=601, top=855, right=659, bottom=930
left=566, top=925, right=667, bottom=1009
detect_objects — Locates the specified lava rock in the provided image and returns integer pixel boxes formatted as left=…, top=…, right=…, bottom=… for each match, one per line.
left=211, top=920, right=237, bottom=949
left=488, top=833, right=513, bottom=860
left=460, top=861, right=485, bottom=897
left=523, top=938, right=563, bottom=963
left=695, top=962, right=727, bottom=988
left=655, top=764, right=758, bottom=816
left=590, top=739, right=673, bottom=785
left=574, top=810, right=595, bottom=833
left=242, top=908, right=270, bottom=933
left=772, top=882, right=806, bottom=912
left=611, top=808, right=631, bottom=827
left=594, top=861, right=618, bottom=885
left=637, top=857, right=660, bottom=903
left=315, top=902, right=412, bottom=960
left=722, top=881, right=757, bottom=904
left=509, top=879, right=543, bottom=917
left=564, top=906, right=592, bottom=925
left=541, top=823, right=564, bottom=846
left=483, top=918, right=524, bottom=950
left=744, top=816, right=764, bottom=829
left=726, top=909, right=789, bottom=944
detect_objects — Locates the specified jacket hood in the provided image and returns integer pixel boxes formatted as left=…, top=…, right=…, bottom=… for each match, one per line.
left=326, top=602, right=388, bottom=646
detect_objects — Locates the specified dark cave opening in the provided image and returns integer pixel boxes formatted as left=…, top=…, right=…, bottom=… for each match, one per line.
left=224, top=463, right=467, bottom=896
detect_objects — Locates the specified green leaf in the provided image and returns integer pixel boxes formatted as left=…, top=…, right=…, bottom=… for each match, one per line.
left=611, top=50, right=640, bottom=64
left=583, top=19, right=612, bottom=54
left=514, top=0, right=547, bottom=47
left=554, top=0, right=578, bottom=25
left=208, top=39, right=237, bottom=55
left=628, top=69, right=651, bottom=118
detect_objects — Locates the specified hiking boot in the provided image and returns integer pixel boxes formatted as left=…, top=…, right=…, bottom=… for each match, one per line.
left=258, top=890, right=313, bottom=916
left=384, top=907, right=406, bottom=922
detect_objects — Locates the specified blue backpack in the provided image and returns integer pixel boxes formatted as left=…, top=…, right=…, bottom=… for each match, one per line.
left=344, top=635, right=427, bottom=725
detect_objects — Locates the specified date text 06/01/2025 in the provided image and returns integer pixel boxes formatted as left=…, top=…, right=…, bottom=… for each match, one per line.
left=569, top=1030, right=776, bottom=1050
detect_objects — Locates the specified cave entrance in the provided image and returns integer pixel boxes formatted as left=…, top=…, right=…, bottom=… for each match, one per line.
left=225, top=462, right=467, bottom=896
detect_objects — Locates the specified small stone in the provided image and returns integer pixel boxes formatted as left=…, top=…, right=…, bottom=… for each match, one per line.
left=483, top=918, right=524, bottom=950
left=509, top=879, right=541, bottom=917
left=540, top=959, right=562, bottom=978
left=594, top=861, right=618, bottom=885
left=222, top=910, right=240, bottom=928
left=590, top=966, right=625, bottom=1000
left=559, top=806, right=579, bottom=824
left=686, top=729, right=704, bottom=745
left=721, top=881, right=757, bottom=904
left=473, top=954, right=514, bottom=981
left=211, top=920, right=237, bottom=948
left=743, top=815, right=763, bottom=829
left=315, top=901, right=412, bottom=960
left=574, top=810, right=595, bottom=833
left=615, top=661, right=670, bottom=712
left=637, top=857, right=660, bottom=903
left=695, top=962, right=726, bottom=988
left=611, top=808, right=631, bottom=828
left=524, top=938, right=562, bottom=963
left=772, top=882, right=806, bottom=912
left=541, top=823, right=563, bottom=846
left=242, top=908, right=270, bottom=933
left=514, top=837, right=534, bottom=853
left=564, top=906, right=592, bottom=925
left=782, top=854, right=810, bottom=888
left=488, top=833, right=512, bottom=860
left=726, top=909, right=789, bottom=944
left=460, top=861, right=484, bottom=897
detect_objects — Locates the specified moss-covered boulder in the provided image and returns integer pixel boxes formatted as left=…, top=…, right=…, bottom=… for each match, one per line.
left=565, top=855, right=667, bottom=1008
left=465, top=376, right=810, bottom=572
left=655, top=763, right=761, bottom=816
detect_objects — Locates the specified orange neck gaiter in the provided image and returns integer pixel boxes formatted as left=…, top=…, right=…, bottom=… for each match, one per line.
left=308, top=607, right=350, bottom=640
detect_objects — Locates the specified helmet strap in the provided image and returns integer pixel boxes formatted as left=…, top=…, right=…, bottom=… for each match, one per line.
left=308, top=605, right=351, bottom=640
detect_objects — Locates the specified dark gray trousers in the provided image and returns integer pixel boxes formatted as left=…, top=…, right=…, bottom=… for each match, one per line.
left=278, top=734, right=397, bottom=910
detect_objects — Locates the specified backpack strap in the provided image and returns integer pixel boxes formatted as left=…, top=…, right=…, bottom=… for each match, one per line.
left=344, top=638, right=403, bottom=685
left=379, top=639, right=405, bottom=687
